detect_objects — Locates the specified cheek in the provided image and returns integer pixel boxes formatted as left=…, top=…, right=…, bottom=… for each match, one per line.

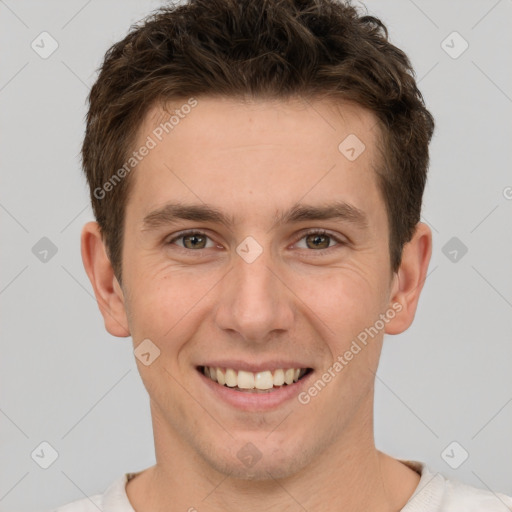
left=125, top=265, right=218, bottom=343
left=298, top=266, right=387, bottom=335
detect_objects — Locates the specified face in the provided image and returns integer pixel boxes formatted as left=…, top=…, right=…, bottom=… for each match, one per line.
left=114, top=96, right=402, bottom=479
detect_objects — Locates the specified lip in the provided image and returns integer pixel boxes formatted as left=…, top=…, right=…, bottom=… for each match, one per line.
left=198, top=360, right=313, bottom=373
left=197, top=366, right=314, bottom=412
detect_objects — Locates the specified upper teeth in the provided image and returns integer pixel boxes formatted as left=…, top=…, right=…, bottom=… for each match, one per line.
left=203, top=367, right=307, bottom=389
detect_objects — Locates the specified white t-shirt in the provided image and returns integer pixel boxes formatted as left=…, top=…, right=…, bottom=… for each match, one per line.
left=54, top=460, right=512, bottom=511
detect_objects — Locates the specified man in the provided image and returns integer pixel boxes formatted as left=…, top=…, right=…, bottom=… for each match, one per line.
left=58, top=0, right=512, bottom=510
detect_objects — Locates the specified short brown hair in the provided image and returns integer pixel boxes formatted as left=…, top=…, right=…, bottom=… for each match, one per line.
left=82, top=0, right=434, bottom=283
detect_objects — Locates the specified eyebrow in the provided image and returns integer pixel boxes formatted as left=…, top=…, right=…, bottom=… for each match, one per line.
left=141, top=200, right=368, bottom=232
left=142, top=203, right=236, bottom=231
left=274, top=201, right=368, bottom=230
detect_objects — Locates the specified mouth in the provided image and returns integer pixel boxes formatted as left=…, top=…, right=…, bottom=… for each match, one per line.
left=197, top=366, right=313, bottom=393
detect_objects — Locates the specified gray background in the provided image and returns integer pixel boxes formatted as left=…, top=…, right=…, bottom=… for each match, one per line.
left=1, top=0, right=511, bottom=510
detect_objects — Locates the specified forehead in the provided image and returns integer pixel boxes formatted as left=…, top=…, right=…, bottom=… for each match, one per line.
left=143, top=95, right=378, bottom=150
left=126, top=96, right=384, bottom=223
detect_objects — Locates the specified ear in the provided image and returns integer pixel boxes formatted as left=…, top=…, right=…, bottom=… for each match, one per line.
left=385, top=222, right=432, bottom=335
left=81, top=221, right=130, bottom=337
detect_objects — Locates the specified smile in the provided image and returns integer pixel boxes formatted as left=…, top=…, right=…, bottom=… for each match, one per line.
left=199, top=366, right=312, bottom=393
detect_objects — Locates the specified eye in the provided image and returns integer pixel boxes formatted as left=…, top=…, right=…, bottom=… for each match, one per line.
left=166, top=229, right=345, bottom=252
left=294, top=229, right=344, bottom=251
left=167, top=230, right=216, bottom=250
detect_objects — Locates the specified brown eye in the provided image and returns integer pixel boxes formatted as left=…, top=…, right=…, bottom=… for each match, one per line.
left=168, top=231, right=215, bottom=250
left=182, top=233, right=207, bottom=249
left=305, top=233, right=332, bottom=250
left=295, top=230, right=342, bottom=251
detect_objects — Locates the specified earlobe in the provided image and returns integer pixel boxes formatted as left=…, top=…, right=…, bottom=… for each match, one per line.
left=81, top=221, right=131, bottom=337
left=385, top=222, right=432, bottom=335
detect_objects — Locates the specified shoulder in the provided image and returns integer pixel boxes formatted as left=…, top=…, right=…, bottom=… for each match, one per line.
left=53, top=473, right=135, bottom=512
left=54, top=493, right=103, bottom=512
left=400, top=460, right=512, bottom=512
left=442, top=476, right=512, bottom=511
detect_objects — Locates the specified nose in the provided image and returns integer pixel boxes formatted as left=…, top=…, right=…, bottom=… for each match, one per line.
left=214, top=244, right=294, bottom=344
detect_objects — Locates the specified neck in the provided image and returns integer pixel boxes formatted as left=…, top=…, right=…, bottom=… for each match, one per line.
left=126, top=401, right=420, bottom=512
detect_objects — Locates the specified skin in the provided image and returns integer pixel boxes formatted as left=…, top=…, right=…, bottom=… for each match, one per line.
left=82, top=96, right=432, bottom=511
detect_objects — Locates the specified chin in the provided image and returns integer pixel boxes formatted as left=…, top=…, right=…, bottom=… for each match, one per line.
left=201, top=439, right=315, bottom=481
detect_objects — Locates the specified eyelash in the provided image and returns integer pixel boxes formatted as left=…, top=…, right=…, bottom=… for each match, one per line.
left=166, top=228, right=346, bottom=255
